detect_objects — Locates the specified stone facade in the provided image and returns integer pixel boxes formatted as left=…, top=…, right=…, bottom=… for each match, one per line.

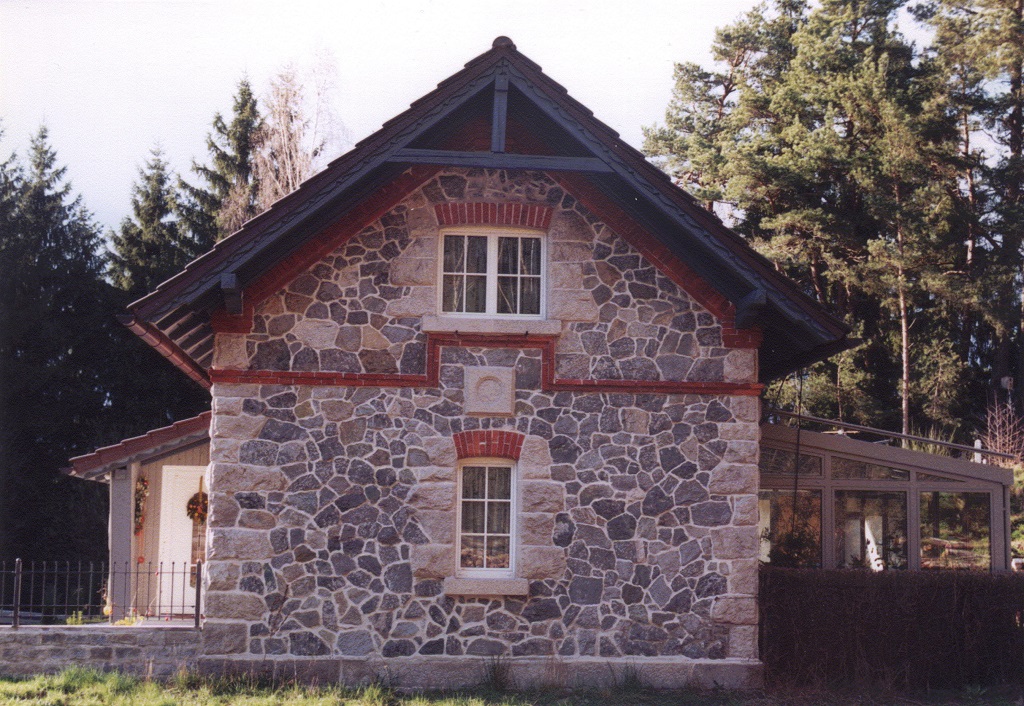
left=204, top=168, right=761, bottom=686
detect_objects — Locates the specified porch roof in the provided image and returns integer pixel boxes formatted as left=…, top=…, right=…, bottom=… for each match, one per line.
left=65, top=412, right=211, bottom=482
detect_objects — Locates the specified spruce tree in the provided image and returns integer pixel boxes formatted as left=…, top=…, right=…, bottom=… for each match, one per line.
left=178, top=79, right=262, bottom=245
left=109, top=148, right=193, bottom=298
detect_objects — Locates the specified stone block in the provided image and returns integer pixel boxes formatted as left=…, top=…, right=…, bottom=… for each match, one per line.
left=206, top=592, right=267, bottom=620
left=409, top=482, right=455, bottom=511
left=519, top=436, right=552, bottom=479
left=723, top=441, right=759, bottom=465
left=209, top=494, right=239, bottom=527
left=465, top=367, right=515, bottom=416
left=386, top=286, right=435, bottom=318
left=718, top=422, right=760, bottom=441
left=548, top=290, right=599, bottom=322
left=710, top=526, right=758, bottom=560
left=391, top=257, right=435, bottom=286
left=520, top=513, right=554, bottom=545
left=416, top=510, right=456, bottom=544
left=728, top=559, right=759, bottom=595
left=213, top=334, right=248, bottom=369
left=205, top=562, right=240, bottom=591
left=421, top=436, right=457, bottom=466
left=211, top=465, right=286, bottom=493
left=724, top=349, right=758, bottom=383
left=410, top=544, right=455, bottom=578
left=709, top=464, right=758, bottom=495
left=202, top=622, right=248, bottom=655
left=443, top=577, right=529, bottom=597
left=730, top=396, right=760, bottom=423
left=519, top=546, right=566, bottom=579
left=208, top=529, right=273, bottom=560
left=292, top=319, right=339, bottom=349
left=213, top=396, right=244, bottom=416
left=732, top=495, right=759, bottom=526
left=712, top=596, right=758, bottom=625
left=521, top=481, right=564, bottom=513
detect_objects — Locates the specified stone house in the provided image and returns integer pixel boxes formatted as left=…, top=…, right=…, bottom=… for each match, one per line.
left=66, top=37, right=856, bottom=688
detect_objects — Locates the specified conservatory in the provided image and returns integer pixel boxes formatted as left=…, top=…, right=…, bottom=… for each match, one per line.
left=759, top=423, right=1013, bottom=571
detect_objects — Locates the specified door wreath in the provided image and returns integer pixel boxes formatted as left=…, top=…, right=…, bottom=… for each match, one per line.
left=186, top=491, right=208, bottom=524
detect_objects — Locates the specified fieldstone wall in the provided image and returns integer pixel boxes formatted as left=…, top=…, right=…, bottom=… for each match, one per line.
left=0, top=626, right=200, bottom=678
left=213, top=169, right=756, bottom=385
left=203, top=167, right=761, bottom=687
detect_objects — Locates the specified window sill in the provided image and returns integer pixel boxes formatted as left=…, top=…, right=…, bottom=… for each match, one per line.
left=443, top=576, right=529, bottom=597
left=422, top=315, right=562, bottom=336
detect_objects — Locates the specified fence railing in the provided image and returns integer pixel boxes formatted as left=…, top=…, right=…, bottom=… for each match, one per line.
left=0, top=560, right=202, bottom=628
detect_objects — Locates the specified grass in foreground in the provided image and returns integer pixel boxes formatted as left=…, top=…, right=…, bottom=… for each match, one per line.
left=0, top=668, right=1021, bottom=706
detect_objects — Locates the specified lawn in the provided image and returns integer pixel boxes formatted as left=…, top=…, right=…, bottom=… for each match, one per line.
left=0, top=668, right=1020, bottom=706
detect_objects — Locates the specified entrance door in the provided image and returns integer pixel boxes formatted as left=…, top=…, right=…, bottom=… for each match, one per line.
left=157, top=465, right=206, bottom=616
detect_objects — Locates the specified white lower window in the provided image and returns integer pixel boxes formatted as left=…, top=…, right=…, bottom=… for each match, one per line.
left=458, top=460, right=516, bottom=576
left=441, top=231, right=543, bottom=316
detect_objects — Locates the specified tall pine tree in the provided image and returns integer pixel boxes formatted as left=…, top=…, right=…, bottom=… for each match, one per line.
left=178, top=79, right=262, bottom=245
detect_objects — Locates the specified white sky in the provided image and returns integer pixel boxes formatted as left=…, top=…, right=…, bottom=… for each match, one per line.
left=0, top=0, right=760, bottom=231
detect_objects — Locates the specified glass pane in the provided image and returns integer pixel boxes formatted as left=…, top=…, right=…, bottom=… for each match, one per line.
left=487, top=536, right=511, bottom=569
left=832, top=456, right=909, bottom=481
left=497, top=276, right=517, bottom=314
left=443, top=235, right=464, bottom=273
left=498, top=237, right=518, bottom=274
left=463, top=467, right=486, bottom=498
left=462, top=501, right=485, bottom=533
left=759, top=447, right=823, bottom=476
left=465, top=275, right=486, bottom=313
left=487, top=467, right=511, bottom=499
left=920, top=492, right=991, bottom=570
left=488, top=501, right=511, bottom=534
left=521, top=238, right=541, bottom=275
left=442, top=274, right=463, bottom=312
left=834, top=491, right=908, bottom=570
left=520, top=277, right=540, bottom=315
left=461, top=536, right=485, bottom=569
left=758, top=489, right=821, bottom=568
left=466, top=236, right=487, bottom=273
left=918, top=472, right=964, bottom=483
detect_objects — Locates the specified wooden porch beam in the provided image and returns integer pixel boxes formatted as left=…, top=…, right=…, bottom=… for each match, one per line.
left=386, top=149, right=613, bottom=173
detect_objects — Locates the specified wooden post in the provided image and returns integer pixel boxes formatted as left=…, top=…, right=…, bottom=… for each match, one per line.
left=194, top=562, right=202, bottom=630
left=12, top=559, right=21, bottom=629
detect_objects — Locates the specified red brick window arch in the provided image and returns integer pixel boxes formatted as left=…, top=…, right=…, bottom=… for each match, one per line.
left=453, top=430, right=525, bottom=461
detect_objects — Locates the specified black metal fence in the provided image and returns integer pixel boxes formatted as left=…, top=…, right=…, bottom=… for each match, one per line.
left=0, top=560, right=202, bottom=628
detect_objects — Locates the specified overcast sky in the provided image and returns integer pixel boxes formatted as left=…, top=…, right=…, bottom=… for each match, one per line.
left=0, top=0, right=760, bottom=232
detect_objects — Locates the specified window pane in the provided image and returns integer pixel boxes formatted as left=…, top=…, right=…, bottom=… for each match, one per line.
left=521, top=238, right=541, bottom=275
left=442, top=274, right=463, bottom=312
left=498, top=237, right=518, bottom=274
left=758, top=489, right=821, bottom=568
left=465, top=275, right=486, bottom=313
left=461, top=536, right=485, bottom=569
left=487, top=467, right=511, bottom=499
left=918, top=472, right=964, bottom=483
left=497, top=276, right=517, bottom=314
left=920, top=492, right=991, bottom=570
left=759, top=447, right=822, bottom=476
left=462, top=501, right=486, bottom=533
left=488, top=501, right=511, bottom=534
left=443, top=235, right=464, bottom=273
left=520, top=277, right=540, bottom=315
left=832, top=456, right=909, bottom=481
left=463, top=467, right=486, bottom=498
left=487, top=536, right=510, bottom=569
left=834, top=491, right=908, bottom=570
left=466, top=236, right=487, bottom=274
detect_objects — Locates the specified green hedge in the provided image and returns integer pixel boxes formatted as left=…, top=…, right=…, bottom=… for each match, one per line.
left=759, top=567, right=1024, bottom=690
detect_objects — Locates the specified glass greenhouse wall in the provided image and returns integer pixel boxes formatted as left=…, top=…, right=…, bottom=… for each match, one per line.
left=759, top=425, right=1012, bottom=571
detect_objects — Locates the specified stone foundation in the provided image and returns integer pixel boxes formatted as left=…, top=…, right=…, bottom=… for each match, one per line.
left=0, top=626, right=200, bottom=678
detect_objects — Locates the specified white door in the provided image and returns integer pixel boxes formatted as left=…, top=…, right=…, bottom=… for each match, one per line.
left=157, top=465, right=206, bottom=616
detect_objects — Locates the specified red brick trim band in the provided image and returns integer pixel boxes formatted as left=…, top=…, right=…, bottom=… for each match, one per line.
left=453, top=430, right=525, bottom=460
left=434, top=203, right=553, bottom=229
left=210, top=332, right=765, bottom=396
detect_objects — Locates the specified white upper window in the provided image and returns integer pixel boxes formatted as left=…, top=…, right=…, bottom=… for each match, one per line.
left=440, top=230, right=544, bottom=317
left=457, top=460, right=516, bottom=577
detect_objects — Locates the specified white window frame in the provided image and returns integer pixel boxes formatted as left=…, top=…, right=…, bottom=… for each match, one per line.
left=437, top=227, right=546, bottom=320
left=455, top=458, right=518, bottom=579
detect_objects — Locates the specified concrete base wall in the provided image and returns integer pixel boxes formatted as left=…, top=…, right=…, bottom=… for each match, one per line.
left=195, top=656, right=763, bottom=691
left=0, top=627, right=200, bottom=679
left=0, top=626, right=762, bottom=690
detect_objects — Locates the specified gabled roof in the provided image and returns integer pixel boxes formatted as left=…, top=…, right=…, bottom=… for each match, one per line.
left=127, top=37, right=852, bottom=384
left=66, top=412, right=211, bottom=481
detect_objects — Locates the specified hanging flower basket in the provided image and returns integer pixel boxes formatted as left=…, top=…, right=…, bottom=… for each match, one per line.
left=186, top=491, right=208, bottom=524
left=133, top=477, right=149, bottom=535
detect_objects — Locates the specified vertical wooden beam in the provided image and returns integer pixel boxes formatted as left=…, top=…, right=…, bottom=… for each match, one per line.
left=491, top=73, right=509, bottom=153
left=109, top=465, right=134, bottom=621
